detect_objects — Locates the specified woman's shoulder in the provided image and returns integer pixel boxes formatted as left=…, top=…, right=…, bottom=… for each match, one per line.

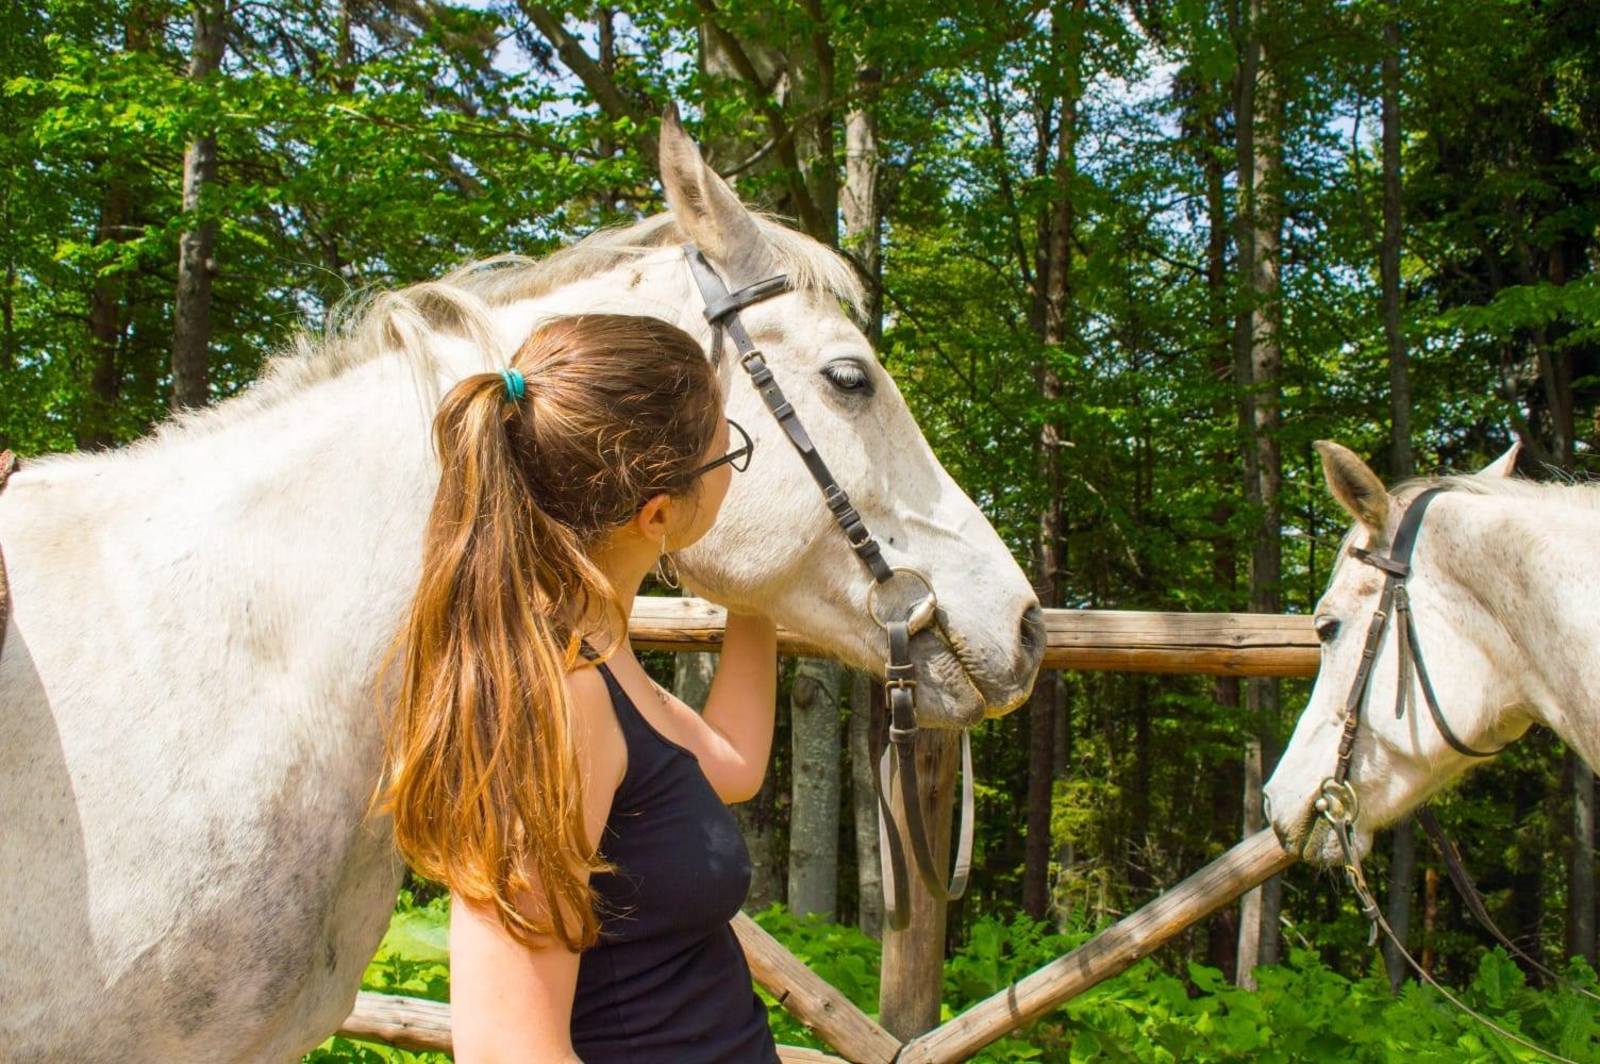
left=566, top=664, right=627, bottom=796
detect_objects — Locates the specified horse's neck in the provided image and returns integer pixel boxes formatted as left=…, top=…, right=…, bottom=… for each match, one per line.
left=17, top=350, right=444, bottom=682
left=1450, top=494, right=1600, bottom=769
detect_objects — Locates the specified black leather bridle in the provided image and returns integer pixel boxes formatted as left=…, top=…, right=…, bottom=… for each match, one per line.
left=1308, top=486, right=1593, bottom=1060
left=1313, top=486, right=1506, bottom=923
left=682, top=245, right=973, bottom=931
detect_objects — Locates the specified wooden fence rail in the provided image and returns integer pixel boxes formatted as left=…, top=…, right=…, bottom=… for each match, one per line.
left=336, top=990, right=847, bottom=1064
left=629, top=597, right=1319, bottom=677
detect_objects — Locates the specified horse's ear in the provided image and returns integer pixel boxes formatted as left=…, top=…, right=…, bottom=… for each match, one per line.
left=1315, top=440, right=1391, bottom=537
left=658, top=104, right=768, bottom=280
left=1478, top=441, right=1522, bottom=478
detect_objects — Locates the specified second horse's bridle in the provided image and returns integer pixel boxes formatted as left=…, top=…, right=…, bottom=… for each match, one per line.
left=682, top=245, right=973, bottom=932
left=1312, top=486, right=1505, bottom=922
left=1307, top=486, right=1592, bottom=1061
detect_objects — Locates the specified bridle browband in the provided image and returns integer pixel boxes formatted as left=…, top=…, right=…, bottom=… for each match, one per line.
left=682, top=245, right=973, bottom=931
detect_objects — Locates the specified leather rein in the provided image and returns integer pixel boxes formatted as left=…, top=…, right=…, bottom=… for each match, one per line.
left=682, top=246, right=973, bottom=932
left=1312, top=486, right=1592, bottom=1062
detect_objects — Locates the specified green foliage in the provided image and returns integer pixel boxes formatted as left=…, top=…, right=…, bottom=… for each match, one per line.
left=306, top=897, right=1600, bottom=1061
left=302, top=888, right=451, bottom=1064
left=724, top=905, right=1600, bottom=1062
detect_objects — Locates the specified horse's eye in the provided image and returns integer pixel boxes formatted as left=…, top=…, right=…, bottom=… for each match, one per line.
left=1315, top=617, right=1341, bottom=644
left=822, top=360, right=872, bottom=394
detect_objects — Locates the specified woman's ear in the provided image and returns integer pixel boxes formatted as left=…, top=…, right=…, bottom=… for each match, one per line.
left=636, top=493, right=674, bottom=548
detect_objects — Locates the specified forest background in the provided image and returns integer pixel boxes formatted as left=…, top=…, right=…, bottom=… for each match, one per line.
left=4, top=0, right=1599, bottom=1053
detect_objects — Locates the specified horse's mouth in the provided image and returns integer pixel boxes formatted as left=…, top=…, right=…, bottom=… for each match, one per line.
left=1282, top=805, right=1360, bottom=866
left=927, top=608, right=1034, bottom=723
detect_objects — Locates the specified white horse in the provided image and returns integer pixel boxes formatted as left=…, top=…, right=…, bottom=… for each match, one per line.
left=1266, top=439, right=1600, bottom=866
left=0, top=113, right=1042, bottom=1061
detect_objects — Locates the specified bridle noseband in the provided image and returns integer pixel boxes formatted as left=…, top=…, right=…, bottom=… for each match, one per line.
left=681, top=246, right=973, bottom=931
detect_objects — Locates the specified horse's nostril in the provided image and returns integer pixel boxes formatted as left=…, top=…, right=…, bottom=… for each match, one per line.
left=1019, top=603, right=1046, bottom=660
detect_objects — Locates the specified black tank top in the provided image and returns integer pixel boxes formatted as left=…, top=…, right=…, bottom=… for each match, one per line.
left=571, top=662, right=779, bottom=1063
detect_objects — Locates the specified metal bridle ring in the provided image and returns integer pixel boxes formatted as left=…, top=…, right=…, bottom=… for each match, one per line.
left=867, top=567, right=938, bottom=632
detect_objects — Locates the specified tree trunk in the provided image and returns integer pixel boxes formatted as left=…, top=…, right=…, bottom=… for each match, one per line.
left=1508, top=770, right=1547, bottom=973
left=1377, top=11, right=1418, bottom=993
left=1380, top=14, right=1412, bottom=478
left=1383, top=819, right=1417, bottom=992
left=799, top=0, right=838, bottom=247
left=1421, top=864, right=1439, bottom=974
left=1568, top=752, right=1596, bottom=965
left=81, top=178, right=128, bottom=450
left=1232, top=0, right=1285, bottom=983
left=78, top=6, right=157, bottom=448
left=1201, top=74, right=1243, bottom=976
left=1236, top=737, right=1264, bottom=987
left=788, top=657, right=844, bottom=919
left=171, top=0, right=224, bottom=411
left=1248, top=4, right=1284, bottom=971
left=1023, top=0, right=1082, bottom=923
left=841, top=65, right=883, bottom=342
left=849, top=671, right=883, bottom=938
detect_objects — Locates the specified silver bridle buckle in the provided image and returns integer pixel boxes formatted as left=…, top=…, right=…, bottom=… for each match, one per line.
left=867, top=567, right=938, bottom=635
left=1314, top=777, right=1360, bottom=828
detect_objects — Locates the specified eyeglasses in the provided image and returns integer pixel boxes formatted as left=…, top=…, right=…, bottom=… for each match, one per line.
left=687, top=418, right=753, bottom=479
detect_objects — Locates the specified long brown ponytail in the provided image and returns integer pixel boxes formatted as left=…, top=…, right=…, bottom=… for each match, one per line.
left=369, top=314, right=721, bottom=951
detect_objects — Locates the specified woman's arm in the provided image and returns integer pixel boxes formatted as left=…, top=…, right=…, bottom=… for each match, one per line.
left=447, top=667, right=625, bottom=1063
left=695, top=611, right=778, bottom=803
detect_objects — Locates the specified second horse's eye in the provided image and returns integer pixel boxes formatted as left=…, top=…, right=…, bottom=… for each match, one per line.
left=1315, top=617, right=1341, bottom=644
left=822, top=361, right=871, bottom=394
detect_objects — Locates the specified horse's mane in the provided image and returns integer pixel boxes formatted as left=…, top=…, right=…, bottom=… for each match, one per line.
left=1399, top=470, right=1600, bottom=512
left=151, top=211, right=864, bottom=444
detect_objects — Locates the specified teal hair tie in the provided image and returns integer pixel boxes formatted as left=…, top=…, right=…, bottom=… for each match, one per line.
left=500, top=368, right=526, bottom=402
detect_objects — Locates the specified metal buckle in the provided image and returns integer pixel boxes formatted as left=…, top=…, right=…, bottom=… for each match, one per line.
left=1314, top=777, right=1360, bottom=828
left=867, top=567, right=938, bottom=630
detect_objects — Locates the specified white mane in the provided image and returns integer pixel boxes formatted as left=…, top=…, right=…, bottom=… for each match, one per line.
left=1426, top=471, right=1600, bottom=511
left=147, top=212, right=865, bottom=447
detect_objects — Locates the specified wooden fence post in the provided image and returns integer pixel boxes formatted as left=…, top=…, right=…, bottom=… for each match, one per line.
left=878, top=728, right=961, bottom=1040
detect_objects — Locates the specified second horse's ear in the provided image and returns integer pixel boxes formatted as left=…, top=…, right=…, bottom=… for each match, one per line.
left=1478, top=441, right=1522, bottom=478
left=658, top=104, right=769, bottom=283
left=1315, top=440, right=1392, bottom=541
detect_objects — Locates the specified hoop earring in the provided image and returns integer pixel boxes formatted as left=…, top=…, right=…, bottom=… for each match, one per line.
left=655, top=549, right=682, bottom=590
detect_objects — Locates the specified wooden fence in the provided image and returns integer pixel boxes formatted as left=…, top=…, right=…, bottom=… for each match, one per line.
left=337, top=598, right=1314, bottom=1061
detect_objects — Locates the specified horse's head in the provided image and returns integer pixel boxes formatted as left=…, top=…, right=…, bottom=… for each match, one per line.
left=654, top=111, right=1043, bottom=727
left=1264, top=441, right=1533, bottom=864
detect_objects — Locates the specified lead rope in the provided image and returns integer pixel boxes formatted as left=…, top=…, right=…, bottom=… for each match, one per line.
left=1415, top=807, right=1600, bottom=1006
left=1323, top=802, right=1583, bottom=1064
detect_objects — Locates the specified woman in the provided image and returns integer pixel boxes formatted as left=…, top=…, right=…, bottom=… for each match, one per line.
left=370, top=314, right=780, bottom=1062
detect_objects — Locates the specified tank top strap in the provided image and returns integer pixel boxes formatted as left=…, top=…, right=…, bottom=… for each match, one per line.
left=593, top=661, right=699, bottom=764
